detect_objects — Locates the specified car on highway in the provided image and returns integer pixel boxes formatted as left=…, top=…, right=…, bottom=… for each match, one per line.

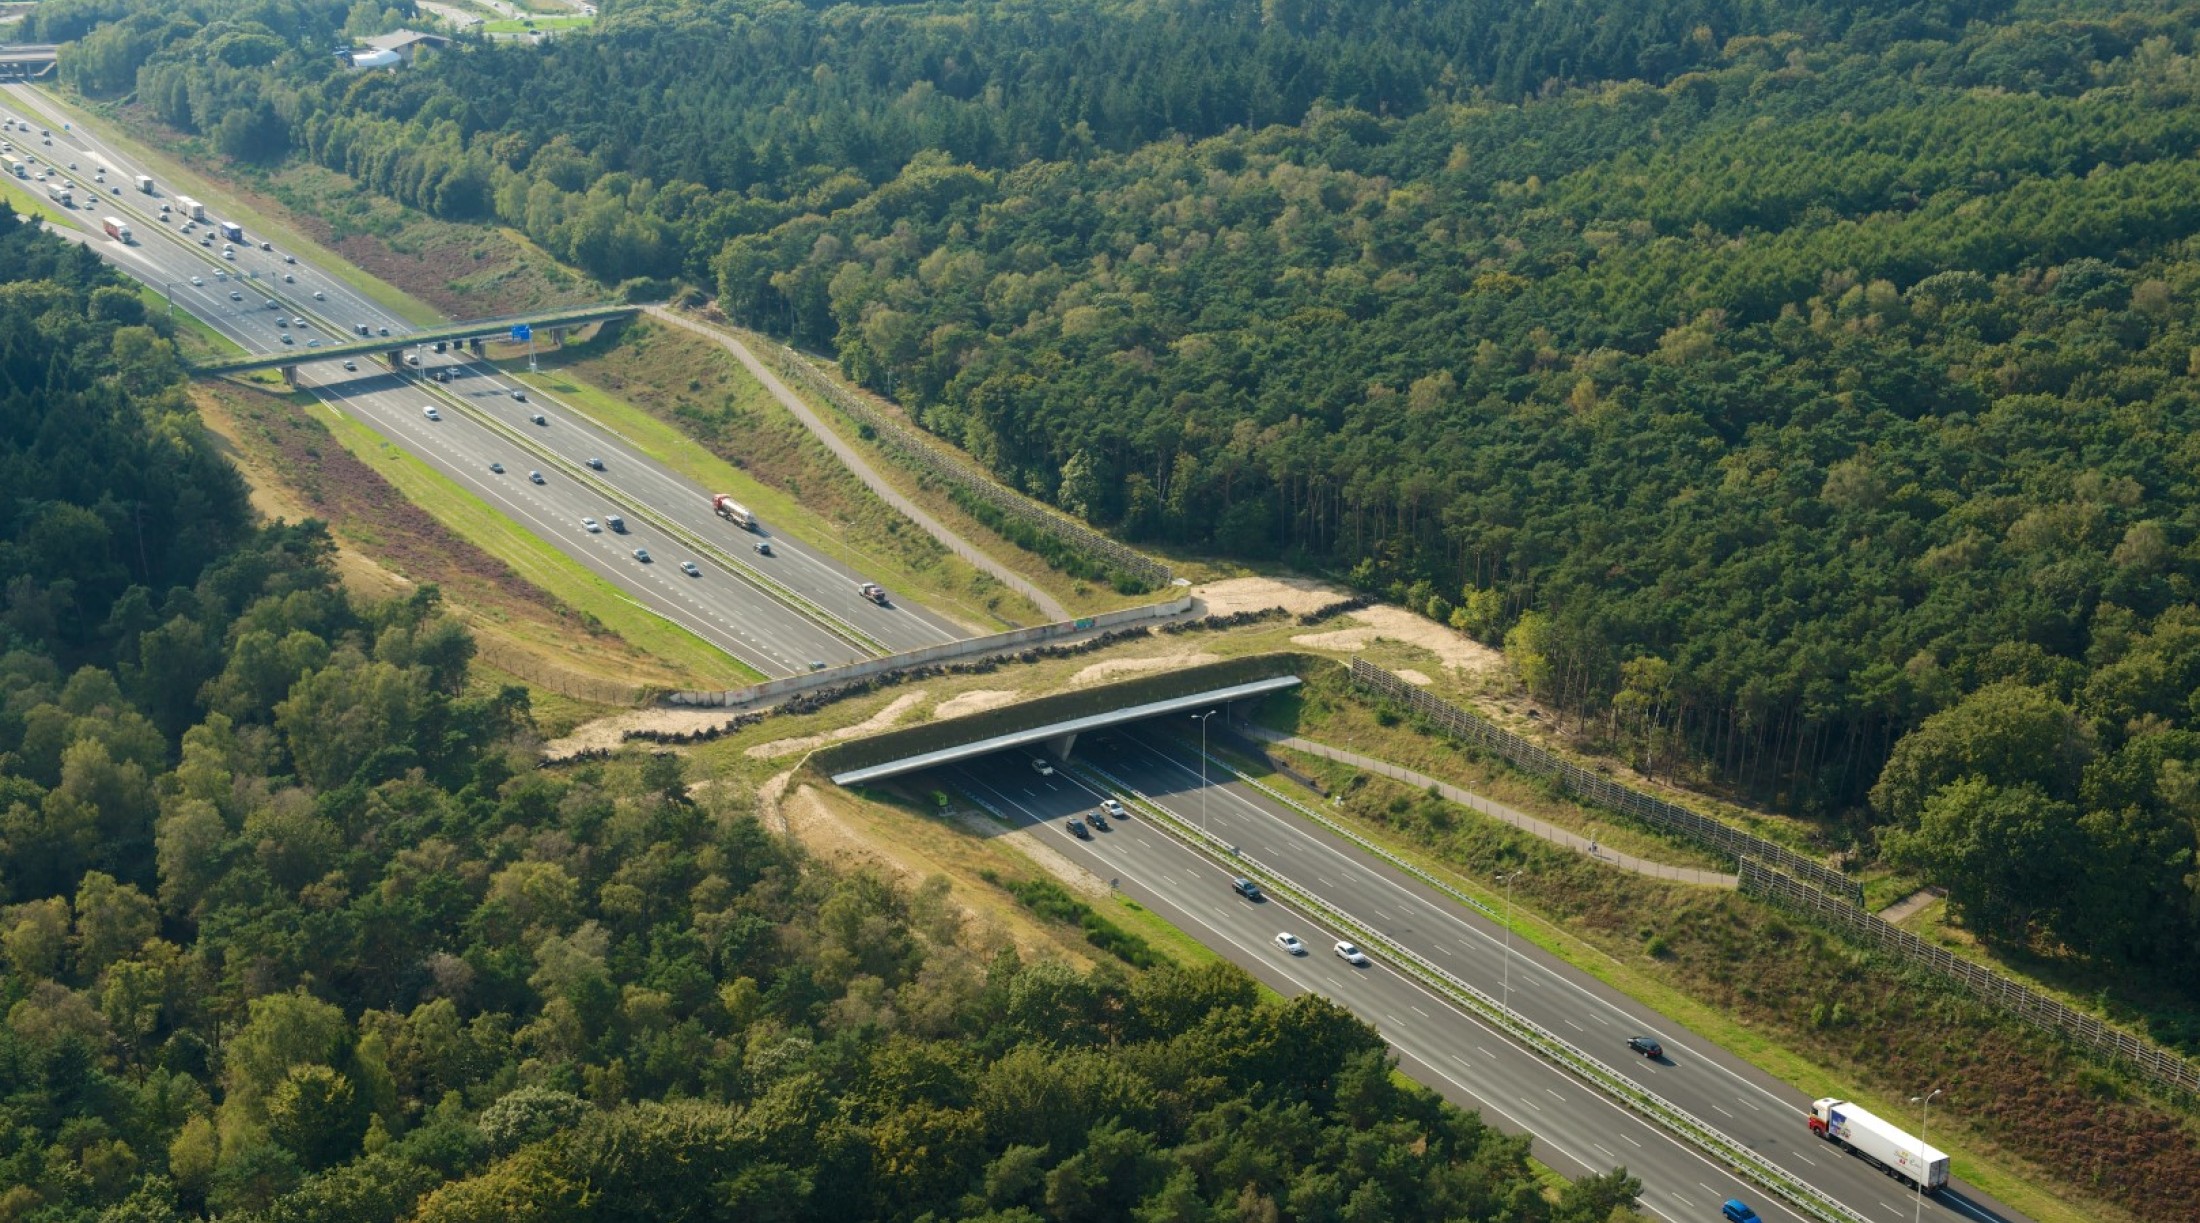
left=858, top=581, right=889, bottom=605
left=1334, top=941, right=1371, bottom=966
left=632, top=548, right=651, bottom=563
left=259, top=241, right=272, bottom=251
left=1030, top=756, right=1054, bottom=776
left=378, top=326, right=390, bottom=336
left=1627, top=1035, right=1663, bottom=1059
left=264, top=299, right=278, bottom=309
left=1067, top=817, right=1090, bottom=840
left=228, top=291, right=241, bottom=301
left=753, top=541, right=772, bottom=556
left=282, top=273, right=294, bottom=283
left=605, top=515, right=624, bottom=532
left=584, top=457, right=604, bottom=470
left=511, top=389, right=527, bottom=401
left=1274, top=933, right=1306, bottom=956
left=1100, top=797, right=1127, bottom=819
left=342, top=360, right=356, bottom=371
left=582, top=517, right=600, bottom=533
left=422, top=406, right=440, bottom=420
left=1720, top=1201, right=1760, bottom=1223
left=1231, top=878, right=1264, bottom=901
left=680, top=561, right=700, bottom=577
left=356, top=324, right=370, bottom=336
left=313, top=291, right=325, bottom=300
left=528, top=470, right=544, bottom=484
left=189, top=276, right=202, bottom=286
left=490, top=462, right=504, bottom=474
left=1087, top=808, right=1108, bottom=831
left=279, top=333, right=293, bottom=344
left=221, top=249, right=234, bottom=260
left=307, top=339, right=320, bottom=348
left=284, top=254, right=296, bottom=263
left=530, top=413, right=547, bottom=425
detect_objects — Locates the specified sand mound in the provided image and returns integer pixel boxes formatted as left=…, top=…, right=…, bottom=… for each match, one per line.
left=936, top=689, right=1021, bottom=719
left=1194, top=575, right=1349, bottom=618
left=1292, top=604, right=1503, bottom=673
left=544, top=706, right=750, bottom=760
left=1072, top=651, right=1220, bottom=685
left=745, top=691, right=928, bottom=759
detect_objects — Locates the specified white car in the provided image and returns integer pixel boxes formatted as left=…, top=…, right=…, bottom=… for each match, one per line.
left=422, top=406, right=440, bottom=421
left=313, top=291, right=325, bottom=300
left=581, top=517, right=600, bottom=533
left=680, top=561, right=700, bottom=577
left=1334, top=941, right=1371, bottom=967
left=528, top=470, right=544, bottom=484
left=1030, top=757, right=1054, bottom=776
left=189, top=276, right=202, bottom=286
left=341, top=360, right=356, bottom=371
left=1100, top=798, right=1126, bottom=819
left=1275, top=933, right=1306, bottom=956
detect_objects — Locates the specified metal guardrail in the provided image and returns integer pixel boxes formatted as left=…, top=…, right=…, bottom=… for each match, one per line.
left=410, top=375, right=888, bottom=656
left=764, top=343, right=1172, bottom=590
left=1349, top=660, right=1864, bottom=905
left=1069, top=758, right=1870, bottom=1223
left=1741, top=861, right=2200, bottom=1099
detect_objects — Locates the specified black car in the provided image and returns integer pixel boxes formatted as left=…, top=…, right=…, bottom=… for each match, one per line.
left=1088, top=809, right=1109, bottom=831
left=1231, top=877, right=1264, bottom=901
left=1627, top=1035, right=1663, bottom=1059
left=1067, top=818, right=1091, bottom=840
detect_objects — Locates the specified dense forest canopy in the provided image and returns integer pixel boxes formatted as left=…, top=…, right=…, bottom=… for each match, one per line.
left=37, top=0, right=2200, bottom=976
left=0, top=214, right=1630, bottom=1220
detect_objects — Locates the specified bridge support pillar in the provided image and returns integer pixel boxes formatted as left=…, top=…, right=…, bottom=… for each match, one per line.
left=1047, top=732, right=1078, bottom=761
left=278, top=365, right=298, bottom=387
left=469, top=337, right=483, bottom=354
left=387, top=349, right=405, bottom=369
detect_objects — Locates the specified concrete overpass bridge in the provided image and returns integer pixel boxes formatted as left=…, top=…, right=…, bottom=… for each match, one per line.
left=0, top=46, right=58, bottom=79
left=190, top=303, right=641, bottom=381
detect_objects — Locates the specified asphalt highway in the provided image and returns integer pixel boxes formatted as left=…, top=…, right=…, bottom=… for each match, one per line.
left=1, top=85, right=966, bottom=674
left=943, top=731, right=2030, bottom=1223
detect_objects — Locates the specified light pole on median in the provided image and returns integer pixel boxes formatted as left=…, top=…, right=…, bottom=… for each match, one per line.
left=1495, top=870, right=1524, bottom=1014
left=1192, top=709, right=1218, bottom=835
left=1909, top=1088, right=1942, bottom=1223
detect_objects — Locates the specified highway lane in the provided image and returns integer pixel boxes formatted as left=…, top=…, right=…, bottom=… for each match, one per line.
left=948, top=752, right=1815, bottom=1223
left=1046, top=727, right=2026, bottom=1223
left=4, top=120, right=864, bottom=672
left=3, top=86, right=970, bottom=660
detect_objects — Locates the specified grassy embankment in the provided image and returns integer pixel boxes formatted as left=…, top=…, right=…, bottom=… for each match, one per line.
left=194, top=376, right=754, bottom=699
left=720, top=319, right=1211, bottom=614
left=496, top=319, right=1053, bottom=632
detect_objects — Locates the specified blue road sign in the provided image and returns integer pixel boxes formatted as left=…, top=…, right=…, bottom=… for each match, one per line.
left=510, top=323, right=532, bottom=342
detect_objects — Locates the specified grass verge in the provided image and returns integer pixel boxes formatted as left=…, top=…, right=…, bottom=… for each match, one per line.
left=515, top=319, right=1048, bottom=631
left=482, top=14, right=593, bottom=31
left=1227, top=727, right=2166, bottom=1223
left=311, top=401, right=761, bottom=689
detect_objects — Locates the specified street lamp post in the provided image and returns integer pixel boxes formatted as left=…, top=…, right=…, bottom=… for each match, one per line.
left=1495, top=870, right=1523, bottom=1013
left=1192, top=709, right=1218, bottom=835
left=1908, top=1088, right=1942, bottom=1223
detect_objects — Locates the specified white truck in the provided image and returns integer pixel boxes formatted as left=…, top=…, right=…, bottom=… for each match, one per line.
left=176, top=195, right=206, bottom=221
left=45, top=182, right=71, bottom=206
left=1807, top=1099, right=1948, bottom=1193
left=135, top=174, right=154, bottom=194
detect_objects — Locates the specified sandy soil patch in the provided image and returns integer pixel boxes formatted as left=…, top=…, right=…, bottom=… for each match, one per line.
left=1394, top=668, right=1434, bottom=686
left=936, top=688, right=1022, bottom=719
left=1194, top=575, right=1349, bottom=618
left=1072, top=650, right=1220, bottom=685
left=543, top=706, right=745, bottom=759
left=745, top=690, right=928, bottom=759
left=1292, top=604, right=1504, bottom=672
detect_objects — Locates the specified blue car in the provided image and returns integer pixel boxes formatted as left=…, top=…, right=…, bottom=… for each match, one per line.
left=1721, top=1201, right=1760, bottom=1223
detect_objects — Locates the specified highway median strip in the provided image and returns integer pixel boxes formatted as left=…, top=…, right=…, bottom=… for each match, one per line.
left=1065, top=757, right=1872, bottom=1223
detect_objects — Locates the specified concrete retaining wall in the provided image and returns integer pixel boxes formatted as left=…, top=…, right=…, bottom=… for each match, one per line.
left=665, top=595, right=1194, bottom=708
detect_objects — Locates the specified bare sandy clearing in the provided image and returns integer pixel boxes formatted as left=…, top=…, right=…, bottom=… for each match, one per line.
left=745, top=690, right=929, bottom=759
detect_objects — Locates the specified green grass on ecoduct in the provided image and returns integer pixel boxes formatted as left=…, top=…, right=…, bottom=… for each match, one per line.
left=314, top=404, right=763, bottom=689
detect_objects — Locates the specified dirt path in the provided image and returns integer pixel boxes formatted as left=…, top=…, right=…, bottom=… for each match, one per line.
left=543, top=706, right=747, bottom=759
left=1293, top=603, right=1504, bottom=673
left=1880, top=885, right=1947, bottom=924
left=1251, top=729, right=1739, bottom=888
left=646, top=307, right=1071, bottom=622
left=745, top=690, right=929, bottom=759
left=1072, top=650, right=1220, bottom=685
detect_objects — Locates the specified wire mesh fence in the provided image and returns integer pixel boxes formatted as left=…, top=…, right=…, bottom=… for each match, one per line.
left=1348, top=658, right=1864, bottom=905
left=1739, top=860, right=2200, bottom=1098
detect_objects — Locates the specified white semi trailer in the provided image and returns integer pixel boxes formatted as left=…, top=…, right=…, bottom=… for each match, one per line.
left=1807, top=1098, right=1949, bottom=1193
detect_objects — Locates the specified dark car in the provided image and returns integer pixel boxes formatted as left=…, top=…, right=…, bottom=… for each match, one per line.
left=1231, top=877, right=1264, bottom=901
left=1720, top=1201, right=1760, bottom=1223
left=1087, top=809, right=1109, bottom=831
left=1627, top=1036, right=1663, bottom=1059
left=1067, top=818, right=1091, bottom=840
